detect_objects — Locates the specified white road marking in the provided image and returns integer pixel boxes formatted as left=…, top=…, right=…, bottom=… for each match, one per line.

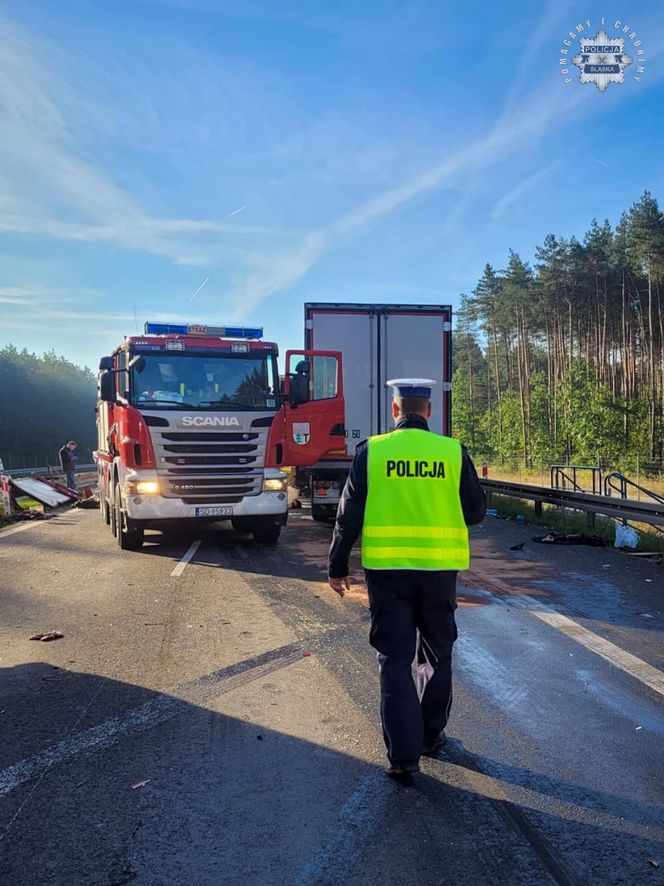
left=0, top=643, right=304, bottom=802
left=293, top=773, right=385, bottom=885
left=0, top=513, right=81, bottom=540
left=532, top=610, right=664, bottom=699
left=465, top=573, right=664, bottom=701
left=170, top=539, right=201, bottom=577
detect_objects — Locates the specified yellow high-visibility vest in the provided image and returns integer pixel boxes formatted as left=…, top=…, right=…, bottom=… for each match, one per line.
left=361, top=429, right=469, bottom=570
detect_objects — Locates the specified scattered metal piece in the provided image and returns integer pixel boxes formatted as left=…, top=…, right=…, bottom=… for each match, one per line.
left=533, top=531, right=605, bottom=547
left=29, top=631, right=64, bottom=642
left=131, top=779, right=151, bottom=790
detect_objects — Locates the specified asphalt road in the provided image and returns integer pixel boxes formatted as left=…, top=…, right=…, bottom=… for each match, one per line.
left=0, top=507, right=663, bottom=885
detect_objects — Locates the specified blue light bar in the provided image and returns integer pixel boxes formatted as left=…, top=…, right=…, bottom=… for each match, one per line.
left=144, top=322, right=263, bottom=339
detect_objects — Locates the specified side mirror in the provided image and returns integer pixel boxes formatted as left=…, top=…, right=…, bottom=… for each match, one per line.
left=99, top=371, right=116, bottom=403
left=99, top=356, right=114, bottom=371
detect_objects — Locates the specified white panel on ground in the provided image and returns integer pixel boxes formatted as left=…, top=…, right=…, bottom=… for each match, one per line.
left=11, top=478, right=70, bottom=507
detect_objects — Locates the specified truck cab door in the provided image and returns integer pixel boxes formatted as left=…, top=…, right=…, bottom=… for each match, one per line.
left=266, top=351, right=346, bottom=467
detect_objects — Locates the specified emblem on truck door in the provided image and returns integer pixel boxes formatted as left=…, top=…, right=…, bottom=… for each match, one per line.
left=292, top=422, right=310, bottom=445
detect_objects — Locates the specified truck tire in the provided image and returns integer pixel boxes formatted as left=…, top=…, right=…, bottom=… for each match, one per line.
left=110, top=486, right=119, bottom=537
left=114, top=484, right=144, bottom=550
left=231, top=517, right=251, bottom=534
left=312, top=504, right=330, bottom=522
left=100, top=491, right=111, bottom=526
left=252, top=522, right=281, bottom=544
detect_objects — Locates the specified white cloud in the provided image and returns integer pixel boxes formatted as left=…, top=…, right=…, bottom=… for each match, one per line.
left=0, top=15, right=291, bottom=268
left=490, top=160, right=562, bottom=222
left=224, top=83, right=589, bottom=318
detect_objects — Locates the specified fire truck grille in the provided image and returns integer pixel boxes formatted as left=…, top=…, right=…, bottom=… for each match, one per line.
left=151, top=420, right=272, bottom=501
left=162, top=432, right=260, bottom=443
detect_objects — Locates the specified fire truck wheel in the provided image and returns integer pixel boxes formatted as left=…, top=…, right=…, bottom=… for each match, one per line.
left=312, top=505, right=331, bottom=522
left=100, top=493, right=111, bottom=526
left=110, top=488, right=119, bottom=537
left=231, top=517, right=251, bottom=534
left=114, top=485, right=144, bottom=550
left=252, top=521, right=281, bottom=544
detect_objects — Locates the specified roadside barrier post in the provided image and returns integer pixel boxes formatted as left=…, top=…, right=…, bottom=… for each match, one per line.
left=1, top=474, right=13, bottom=517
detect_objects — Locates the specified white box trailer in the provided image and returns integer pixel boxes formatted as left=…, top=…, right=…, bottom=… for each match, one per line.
left=300, top=303, right=453, bottom=519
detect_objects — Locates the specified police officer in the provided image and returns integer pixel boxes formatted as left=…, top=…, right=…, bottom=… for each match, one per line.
left=328, top=379, right=486, bottom=780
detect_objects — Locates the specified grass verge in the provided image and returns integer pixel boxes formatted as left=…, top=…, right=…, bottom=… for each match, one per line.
left=488, top=494, right=664, bottom=556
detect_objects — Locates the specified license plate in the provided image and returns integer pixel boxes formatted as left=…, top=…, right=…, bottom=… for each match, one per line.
left=195, top=506, right=233, bottom=517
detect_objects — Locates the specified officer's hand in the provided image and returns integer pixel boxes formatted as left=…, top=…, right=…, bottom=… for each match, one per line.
left=329, top=576, right=350, bottom=597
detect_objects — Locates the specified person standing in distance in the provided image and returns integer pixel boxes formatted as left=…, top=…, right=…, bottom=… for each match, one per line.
left=328, top=379, right=485, bottom=781
left=59, top=440, right=78, bottom=491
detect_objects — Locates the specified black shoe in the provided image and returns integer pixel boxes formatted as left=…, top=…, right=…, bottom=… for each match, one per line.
left=422, top=731, right=447, bottom=756
left=385, top=764, right=419, bottom=782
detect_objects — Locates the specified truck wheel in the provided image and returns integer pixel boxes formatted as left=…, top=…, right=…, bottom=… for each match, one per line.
left=110, top=486, right=119, bottom=537
left=231, top=518, right=251, bottom=534
left=252, top=522, right=281, bottom=544
left=312, top=505, right=329, bottom=522
left=100, top=492, right=111, bottom=526
left=114, top=485, right=144, bottom=550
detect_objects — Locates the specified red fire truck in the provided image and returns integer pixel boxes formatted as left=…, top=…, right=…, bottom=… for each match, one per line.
left=96, top=322, right=344, bottom=549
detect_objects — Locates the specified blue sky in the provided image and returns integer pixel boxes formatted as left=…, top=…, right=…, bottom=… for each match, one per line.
left=1, top=0, right=663, bottom=369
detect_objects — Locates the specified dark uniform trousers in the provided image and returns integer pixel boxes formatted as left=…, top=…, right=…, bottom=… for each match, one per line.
left=366, top=568, right=458, bottom=768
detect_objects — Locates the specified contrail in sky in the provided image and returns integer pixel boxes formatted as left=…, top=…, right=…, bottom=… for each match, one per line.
left=226, top=206, right=246, bottom=219
left=189, top=276, right=210, bottom=301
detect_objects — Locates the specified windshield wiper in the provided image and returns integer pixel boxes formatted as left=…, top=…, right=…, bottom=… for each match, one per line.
left=198, top=399, right=256, bottom=410
left=136, top=399, right=196, bottom=409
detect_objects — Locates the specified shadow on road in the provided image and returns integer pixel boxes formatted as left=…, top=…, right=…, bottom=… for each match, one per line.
left=1, top=658, right=663, bottom=886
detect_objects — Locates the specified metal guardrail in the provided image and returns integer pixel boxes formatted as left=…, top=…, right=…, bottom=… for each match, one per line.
left=480, top=478, right=664, bottom=528
left=551, top=464, right=603, bottom=494
left=5, top=464, right=96, bottom=479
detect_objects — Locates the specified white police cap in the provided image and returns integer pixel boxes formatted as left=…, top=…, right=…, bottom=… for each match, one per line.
left=387, top=378, right=437, bottom=398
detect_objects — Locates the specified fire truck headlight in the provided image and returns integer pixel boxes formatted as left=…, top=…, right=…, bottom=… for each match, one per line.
left=264, top=478, right=287, bottom=492
left=135, top=480, right=160, bottom=495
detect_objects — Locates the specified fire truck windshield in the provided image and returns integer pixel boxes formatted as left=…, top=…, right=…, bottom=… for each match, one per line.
left=130, top=352, right=278, bottom=411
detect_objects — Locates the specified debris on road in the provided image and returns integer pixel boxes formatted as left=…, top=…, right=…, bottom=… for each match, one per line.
left=256, top=734, right=263, bottom=741
left=533, top=532, right=605, bottom=547
left=74, top=497, right=99, bottom=509
left=11, top=477, right=71, bottom=508
left=614, top=523, right=638, bottom=550
left=131, top=779, right=151, bottom=790
left=649, top=859, right=660, bottom=869
left=29, top=631, right=64, bottom=642
left=510, top=542, right=525, bottom=551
